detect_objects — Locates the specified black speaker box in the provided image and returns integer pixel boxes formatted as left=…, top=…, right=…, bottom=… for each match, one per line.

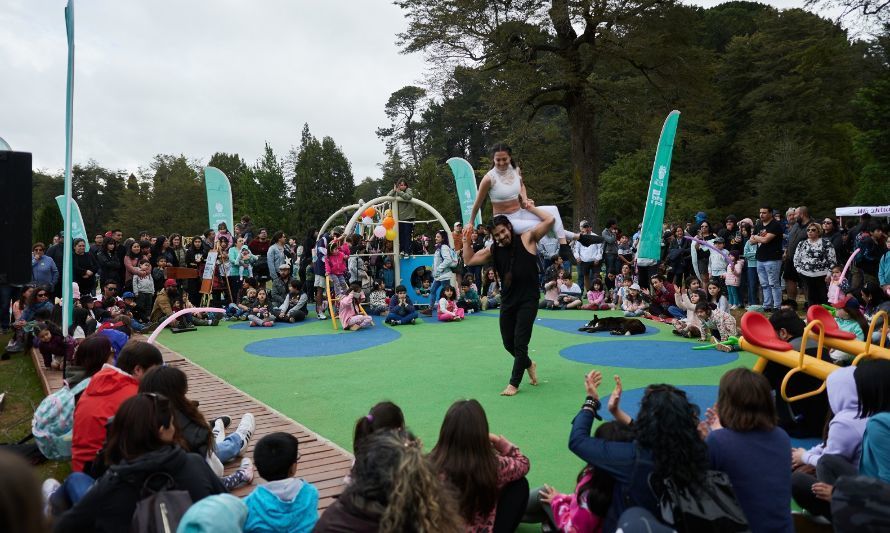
left=0, top=151, right=33, bottom=285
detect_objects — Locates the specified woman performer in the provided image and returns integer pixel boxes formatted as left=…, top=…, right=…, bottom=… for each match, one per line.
left=468, top=143, right=593, bottom=264
left=463, top=204, right=554, bottom=396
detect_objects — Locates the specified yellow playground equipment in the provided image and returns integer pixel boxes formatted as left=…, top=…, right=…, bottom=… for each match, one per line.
left=739, top=308, right=889, bottom=403
left=324, top=275, right=367, bottom=331
left=806, top=306, right=890, bottom=365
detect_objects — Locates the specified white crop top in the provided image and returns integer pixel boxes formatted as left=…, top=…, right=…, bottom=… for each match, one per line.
left=487, top=166, right=522, bottom=202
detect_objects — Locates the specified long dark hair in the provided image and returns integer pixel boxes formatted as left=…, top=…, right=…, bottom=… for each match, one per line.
left=73, top=335, right=112, bottom=378
left=855, top=359, right=890, bottom=418
left=429, top=399, right=499, bottom=522
left=435, top=229, right=449, bottom=250
left=578, top=422, right=635, bottom=516
left=841, top=304, right=869, bottom=340
left=138, top=366, right=214, bottom=454
left=635, top=385, right=709, bottom=490
left=104, top=393, right=175, bottom=465
left=353, top=401, right=405, bottom=453
left=490, top=142, right=517, bottom=168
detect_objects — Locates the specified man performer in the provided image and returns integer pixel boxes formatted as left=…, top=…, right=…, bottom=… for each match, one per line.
left=463, top=203, right=554, bottom=396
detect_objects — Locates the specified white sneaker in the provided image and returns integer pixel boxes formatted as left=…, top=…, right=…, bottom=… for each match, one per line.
left=238, top=457, right=255, bottom=484
left=212, top=418, right=226, bottom=444
left=317, top=313, right=328, bottom=320
left=42, top=478, right=60, bottom=517
left=235, top=413, right=256, bottom=455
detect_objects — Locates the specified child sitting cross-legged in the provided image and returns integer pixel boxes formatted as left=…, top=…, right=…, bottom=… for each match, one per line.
left=228, top=287, right=258, bottom=320
left=385, top=285, right=419, bottom=326
left=621, top=283, right=648, bottom=317
left=437, top=285, right=464, bottom=322
left=581, top=277, right=610, bottom=310
left=557, top=273, right=583, bottom=310
left=367, top=279, right=389, bottom=316
left=457, top=279, right=481, bottom=314
left=340, top=282, right=374, bottom=331
left=243, top=432, right=319, bottom=533
left=275, top=279, right=309, bottom=323
left=248, top=288, right=274, bottom=327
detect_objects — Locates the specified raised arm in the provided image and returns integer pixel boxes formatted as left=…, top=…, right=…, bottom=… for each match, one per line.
left=462, top=226, right=492, bottom=266
left=469, top=175, right=492, bottom=226
left=525, top=204, right=555, bottom=246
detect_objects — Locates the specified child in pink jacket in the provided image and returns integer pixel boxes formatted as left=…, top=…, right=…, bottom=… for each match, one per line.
left=725, top=251, right=744, bottom=309
left=339, top=282, right=373, bottom=331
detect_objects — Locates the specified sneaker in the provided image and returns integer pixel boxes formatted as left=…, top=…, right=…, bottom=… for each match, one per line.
left=212, top=416, right=231, bottom=443
left=317, top=313, right=327, bottom=320
left=42, top=478, right=61, bottom=517
left=237, top=457, right=254, bottom=484
left=410, top=318, right=416, bottom=324
left=249, top=322, right=257, bottom=327
left=235, top=413, right=256, bottom=455
left=262, top=321, right=274, bottom=327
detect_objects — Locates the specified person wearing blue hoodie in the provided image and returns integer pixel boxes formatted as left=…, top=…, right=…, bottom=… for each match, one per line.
left=244, top=432, right=318, bottom=533
left=790, top=366, right=869, bottom=518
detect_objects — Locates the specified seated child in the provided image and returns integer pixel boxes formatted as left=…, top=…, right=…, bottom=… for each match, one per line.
left=385, top=285, right=419, bottom=326
left=540, top=271, right=563, bottom=310
left=830, top=295, right=869, bottom=364
left=437, top=285, right=464, bottom=322
left=380, top=257, right=395, bottom=293
left=482, top=277, right=500, bottom=310
left=247, top=288, right=274, bottom=327
left=613, top=277, right=632, bottom=310
left=557, top=275, right=583, bottom=309
left=276, top=280, right=308, bottom=323
left=622, top=283, right=648, bottom=317
left=418, top=278, right=432, bottom=300
left=672, top=289, right=706, bottom=338
left=243, top=432, right=319, bottom=533
left=340, top=282, right=374, bottom=331
left=581, top=278, right=610, bottom=310
left=229, top=287, right=258, bottom=320
left=457, top=280, right=481, bottom=313
left=367, top=279, right=389, bottom=315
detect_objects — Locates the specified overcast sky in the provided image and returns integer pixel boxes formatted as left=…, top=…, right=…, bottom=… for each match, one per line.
left=2, top=0, right=815, bottom=182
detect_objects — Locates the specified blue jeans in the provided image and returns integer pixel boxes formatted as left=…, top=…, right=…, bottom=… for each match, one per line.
left=52, top=472, right=95, bottom=508
left=667, top=305, right=686, bottom=320
left=746, top=266, right=760, bottom=305
left=216, top=432, right=243, bottom=463
left=386, top=310, right=419, bottom=324
left=757, top=260, right=782, bottom=308
left=727, top=286, right=741, bottom=307
left=429, top=279, right=450, bottom=309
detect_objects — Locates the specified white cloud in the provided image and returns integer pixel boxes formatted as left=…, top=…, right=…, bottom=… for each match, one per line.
left=1, top=0, right=426, bottom=181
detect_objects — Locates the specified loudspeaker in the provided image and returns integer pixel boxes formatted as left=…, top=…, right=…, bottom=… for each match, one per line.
left=0, top=151, right=33, bottom=285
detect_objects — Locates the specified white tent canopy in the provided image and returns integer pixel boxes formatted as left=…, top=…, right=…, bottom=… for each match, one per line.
left=835, top=205, right=890, bottom=217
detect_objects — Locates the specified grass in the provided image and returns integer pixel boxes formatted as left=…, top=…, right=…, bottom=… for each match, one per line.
left=0, top=332, right=71, bottom=482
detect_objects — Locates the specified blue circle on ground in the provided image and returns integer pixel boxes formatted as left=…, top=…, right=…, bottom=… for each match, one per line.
left=560, top=340, right=738, bottom=369
left=535, top=317, right=660, bottom=337
left=244, top=316, right=401, bottom=357
left=603, top=385, right=718, bottom=421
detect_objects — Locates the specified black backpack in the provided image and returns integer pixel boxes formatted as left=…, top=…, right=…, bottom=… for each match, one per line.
left=831, top=475, right=890, bottom=533
left=656, top=471, right=750, bottom=533
left=130, top=472, right=193, bottom=533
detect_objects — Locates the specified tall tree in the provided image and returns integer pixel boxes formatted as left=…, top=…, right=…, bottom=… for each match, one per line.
left=250, top=143, right=289, bottom=231
left=396, top=0, right=703, bottom=226
left=292, top=124, right=355, bottom=235
left=377, top=85, right=428, bottom=170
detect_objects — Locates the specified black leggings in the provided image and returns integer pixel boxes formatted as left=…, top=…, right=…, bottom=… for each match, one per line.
left=499, top=298, right=538, bottom=387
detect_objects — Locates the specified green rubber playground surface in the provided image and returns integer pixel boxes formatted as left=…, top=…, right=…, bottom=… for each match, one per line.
left=156, top=309, right=757, bottom=492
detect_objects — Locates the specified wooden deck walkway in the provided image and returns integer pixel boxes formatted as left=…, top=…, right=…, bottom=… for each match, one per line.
left=30, top=339, right=352, bottom=508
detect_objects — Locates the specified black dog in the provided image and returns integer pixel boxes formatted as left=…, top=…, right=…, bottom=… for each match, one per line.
left=579, top=315, right=646, bottom=336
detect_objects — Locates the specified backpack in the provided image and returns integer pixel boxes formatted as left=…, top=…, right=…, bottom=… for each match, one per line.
left=131, top=472, right=193, bottom=533
left=437, top=246, right=459, bottom=271
left=831, top=475, right=890, bottom=533
left=31, top=377, right=92, bottom=460
left=656, top=471, right=750, bottom=532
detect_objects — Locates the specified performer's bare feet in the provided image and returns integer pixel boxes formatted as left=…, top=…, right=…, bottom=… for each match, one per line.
left=527, top=361, right=538, bottom=385
left=500, top=385, right=519, bottom=396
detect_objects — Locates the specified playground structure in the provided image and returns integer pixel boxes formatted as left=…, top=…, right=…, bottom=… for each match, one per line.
left=319, top=196, right=456, bottom=329
left=740, top=307, right=889, bottom=402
